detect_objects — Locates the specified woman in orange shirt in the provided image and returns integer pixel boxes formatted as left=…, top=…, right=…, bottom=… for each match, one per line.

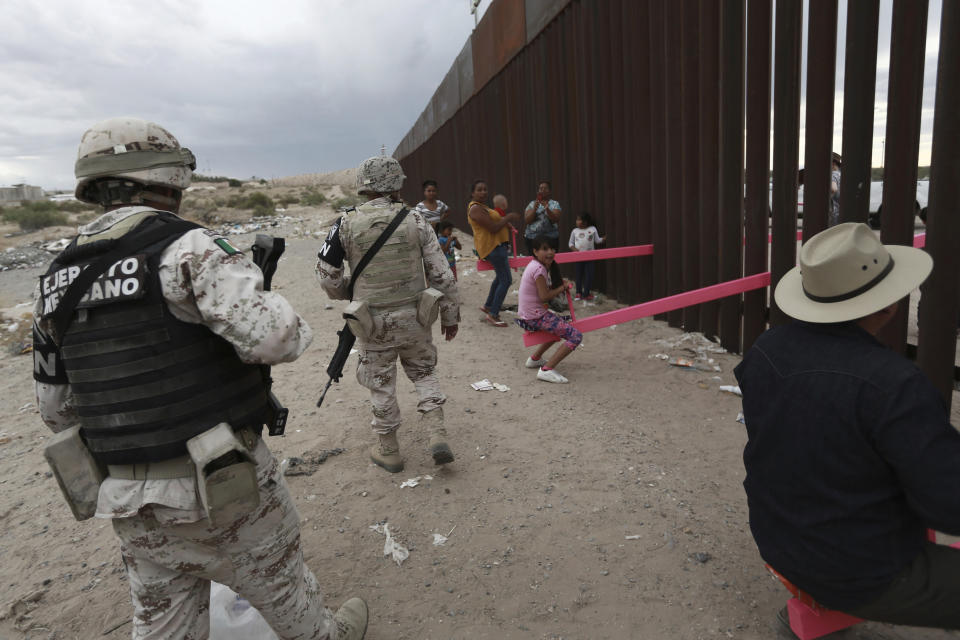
left=467, top=180, right=520, bottom=327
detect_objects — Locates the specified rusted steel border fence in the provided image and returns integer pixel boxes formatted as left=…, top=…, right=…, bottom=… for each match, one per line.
left=394, top=0, right=959, bottom=407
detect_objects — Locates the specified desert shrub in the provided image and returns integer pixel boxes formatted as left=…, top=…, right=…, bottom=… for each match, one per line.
left=332, top=195, right=361, bottom=210
left=225, top=191, right=275, bottom=214
left=56, top=199, right=96, bottom=213
left=300, top=189, right=327, bottom=206
left=193, top=174, right=232, bottom=182
left=3, top=201, right=69, bottom=230
left=245, top=192, right=273, bottom=209
left=228, top=178, right=243, bottom=188
left=278, top=194, right=300, bottom=207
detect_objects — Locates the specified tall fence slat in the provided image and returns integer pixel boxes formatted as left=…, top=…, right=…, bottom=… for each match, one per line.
left=719, top=0, right=746, bottom=353
left=769, top=0, right=804, bottom=326
left=918, top=0, right=960, bottom=406
left=648, top=1, right=669, bottom=314
left=877, top=0, right=929, bottom=353
left=839, top=0, right=881, bottom=224
left=680, top=0, right=702, bottom=332
left=743, top=0, right=773, bottom=350
left=802, top=0, right=838, bottom=241
left=698, top=0, right=722, bottom=340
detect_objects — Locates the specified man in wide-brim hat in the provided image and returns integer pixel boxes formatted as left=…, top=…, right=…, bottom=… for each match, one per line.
left=735, top=222, right=960, bottom=631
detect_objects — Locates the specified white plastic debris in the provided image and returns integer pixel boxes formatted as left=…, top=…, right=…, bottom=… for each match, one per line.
left=399, top=475, right=432, bottom=488
left=471, top=379, right=509, bottom=392
left=719, top=385, right=742, bottom=396
left=736, top=412, right=745, bottom=424
left=431, top=525, right=455, bottom=546
left=652, top=353, right=670, bottom=360
left=624, top=535, right=642, bottom=540
left=369, top=523, right=409, bottom=566
left=18, top=402, right=34, bottom=413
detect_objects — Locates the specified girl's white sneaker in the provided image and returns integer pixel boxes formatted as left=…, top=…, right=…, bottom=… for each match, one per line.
left=525, top=357, right=546, bottom=368
left=536, top=368, right=569, bottom=384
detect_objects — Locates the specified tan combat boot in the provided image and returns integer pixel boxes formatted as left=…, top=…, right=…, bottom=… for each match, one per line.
left=370, top=432, right=404, bottom=473
left=422, top=409, right=454, bottom=465
left=332, top=597, right=368, bottom=640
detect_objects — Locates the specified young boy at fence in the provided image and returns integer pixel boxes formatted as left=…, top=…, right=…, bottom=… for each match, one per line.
left=567, top=212, right=605, bottom=300
left=436, top=220, right=461, bottom=280
left=515, top=235, right=582, bottom=384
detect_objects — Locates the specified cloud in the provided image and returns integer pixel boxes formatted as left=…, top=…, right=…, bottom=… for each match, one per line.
left=0, top=0, right=482, bottom=188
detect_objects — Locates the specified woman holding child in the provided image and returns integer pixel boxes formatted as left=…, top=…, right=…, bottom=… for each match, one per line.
left=467, top=180, right=520, bottom=327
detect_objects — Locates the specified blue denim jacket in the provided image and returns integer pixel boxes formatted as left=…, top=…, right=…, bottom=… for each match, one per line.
left=734, top=321, right=960, bottom=609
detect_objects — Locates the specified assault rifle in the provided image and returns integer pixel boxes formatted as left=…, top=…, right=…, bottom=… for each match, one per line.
left=251, top=234, right=290, bottom=436
left=316, top=325, right=354, bottom=408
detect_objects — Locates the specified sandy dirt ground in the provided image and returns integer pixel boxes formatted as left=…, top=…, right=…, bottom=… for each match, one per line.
left=1, top=183, right=958, bottom=640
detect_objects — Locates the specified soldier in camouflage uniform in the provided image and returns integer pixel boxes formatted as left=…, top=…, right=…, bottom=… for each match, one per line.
left=316, top=155, right=461, bottom=473
left=32, top=118, right=367, bottom=640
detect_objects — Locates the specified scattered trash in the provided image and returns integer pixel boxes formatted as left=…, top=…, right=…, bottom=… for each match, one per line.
left=17, top=402, right=33, bottom=413
left=736, top=412, right=745, bottom=424
left=718, top=385, right=742, bottom=396
left=668, top=356, right=722, bottom=373
left=471, top=379, right=510, bottom=392
left=369, top=523, right=409, bottom=567
left=281, top=448, right=346, bottom=476
left=431, top=525, right=456, bottom=546
left=399, top=475, right=433, bottom=488
left=651, top=353, right=670, bottom=360
left=624, top=534, right=642, bottom=540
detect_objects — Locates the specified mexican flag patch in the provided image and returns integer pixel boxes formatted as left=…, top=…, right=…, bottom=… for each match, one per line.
left=214, top=238, right=240, bottom=255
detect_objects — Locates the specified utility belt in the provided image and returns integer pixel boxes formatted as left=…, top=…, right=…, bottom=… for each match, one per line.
left=45, top=424, right=262, bottom=527
left=343, top=287, right=444, bottom=341
left=106, top=427, right=259, bottom=480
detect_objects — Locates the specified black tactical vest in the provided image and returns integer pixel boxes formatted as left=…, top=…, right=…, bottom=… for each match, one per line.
left=40, top=212, right=268, bottom=464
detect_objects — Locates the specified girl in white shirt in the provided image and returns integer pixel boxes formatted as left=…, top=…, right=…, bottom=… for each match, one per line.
left=567, top=212, right=605, bottom=300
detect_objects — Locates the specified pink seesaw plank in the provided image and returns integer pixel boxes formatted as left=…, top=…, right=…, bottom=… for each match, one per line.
left=476, top=244, right=654, bottom=271
left=786, top=598, right=862, bottom=640
left=523, top=272, right=772, bottom=347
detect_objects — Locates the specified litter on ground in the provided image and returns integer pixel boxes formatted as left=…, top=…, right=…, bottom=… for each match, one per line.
left=369, top=523, right=409, bottom=566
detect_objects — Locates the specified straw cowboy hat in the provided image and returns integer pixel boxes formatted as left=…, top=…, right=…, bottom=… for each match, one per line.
left=774, top=222, right=932, bottom=323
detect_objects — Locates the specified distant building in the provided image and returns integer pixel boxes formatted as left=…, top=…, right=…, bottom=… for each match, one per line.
left=0, top=184, right=45, bottom=203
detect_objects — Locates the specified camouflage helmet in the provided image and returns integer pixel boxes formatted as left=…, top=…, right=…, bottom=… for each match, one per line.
left=74, top=117, right=196, bottom=205
left=356, top=155, right=405, bottom=195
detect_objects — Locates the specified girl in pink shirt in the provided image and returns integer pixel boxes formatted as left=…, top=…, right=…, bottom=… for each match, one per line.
left=515, top=235, right=583, bottom=383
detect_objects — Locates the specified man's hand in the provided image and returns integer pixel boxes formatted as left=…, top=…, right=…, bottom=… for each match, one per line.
left=441, top=324, right=459, bottom=341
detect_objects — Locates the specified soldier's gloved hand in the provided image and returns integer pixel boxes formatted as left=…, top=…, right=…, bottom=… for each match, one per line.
left=441, top=324, right=458, bottom=341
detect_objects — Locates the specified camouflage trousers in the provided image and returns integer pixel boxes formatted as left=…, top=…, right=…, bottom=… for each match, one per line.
left=356, top=330, right=445, bottom=435
left=111, top=446, right=335, bottom=640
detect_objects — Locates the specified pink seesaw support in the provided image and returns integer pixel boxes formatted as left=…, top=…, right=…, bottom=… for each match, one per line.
left=523, top=272, right=771, bottom=347
left=476, top=244, right=654, bottom=271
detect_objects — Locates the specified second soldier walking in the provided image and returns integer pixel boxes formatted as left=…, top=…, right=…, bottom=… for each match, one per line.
left=316, top=155, right=461, bottom=473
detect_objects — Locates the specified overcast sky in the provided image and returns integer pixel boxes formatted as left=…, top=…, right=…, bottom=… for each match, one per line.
left=0, top=0, right=945, bottom=191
